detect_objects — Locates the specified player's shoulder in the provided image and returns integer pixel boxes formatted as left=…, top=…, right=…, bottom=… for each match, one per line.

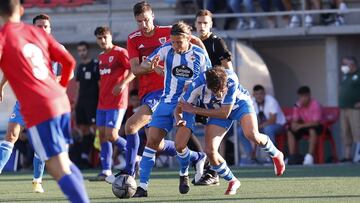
left=156, top=25, right=172, bottom=32
left=226, top=69, right=239, bottom=84
left=113, top=45, right=128, bottom=54
left=128, top=30, right=142, bottom=40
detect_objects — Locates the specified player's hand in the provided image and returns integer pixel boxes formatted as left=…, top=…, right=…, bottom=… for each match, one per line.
left=150, top=55, right=160, bottom=70
left=154, top=66, right=164, bottom=76
left=112, top=83, right=126, bottom=96
left=179, top=101, right=195, bottom=113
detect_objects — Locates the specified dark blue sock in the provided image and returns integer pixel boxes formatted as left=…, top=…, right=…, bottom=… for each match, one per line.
left=125, top=133, right=139, bottom=176
left=114, top=136, right=127, bottom=153
left=100, top=142, right=113, bottom=171
left=160, top=140, right=177, bottom=156
left=58, top=173, right=89, bottom=203
left=70, top=164, right=84, bottom=183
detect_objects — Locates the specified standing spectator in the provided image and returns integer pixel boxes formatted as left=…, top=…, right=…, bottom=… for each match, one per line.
left=282, top=0, right=322, bottom=27
left=227, top=0, right=257, bottom=30
left=331, top=0, right=347, bottom=26
left=338, top=56, right=360, bottom=163
left=74, top=41, right=99, bottom=167
left=287, top=86, right=323, bottom=165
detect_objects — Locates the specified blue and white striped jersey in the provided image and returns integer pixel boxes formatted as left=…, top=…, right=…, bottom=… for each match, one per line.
left=147, top=42, right=212, bottom=104
left=182, top=69, right=251, bottom=110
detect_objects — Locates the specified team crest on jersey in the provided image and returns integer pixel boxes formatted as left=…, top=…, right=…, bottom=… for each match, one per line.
left=190, top=54, right=196, bottom=61
left=159, top=37, right=167, bottom=44
left=172, top=65, right=193, bottom=79
left=109, top=56, right=114, bottom=63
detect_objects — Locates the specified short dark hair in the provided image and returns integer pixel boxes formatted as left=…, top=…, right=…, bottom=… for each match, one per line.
left=297, top=86, right=311, bottom=95
left=0, top=0, right=19, bottom=17
left=94, top=26, right=111, bottom=36
left=77, top=41, right=89, bottom=49
left=130, top=89, right=139, bottom=97
left=196, top=9, right=213, bottom=19
left=206, top=66, right=227, bottom=94
left=343, top=56, right=358, bottom=66
left=133, top=1, right=152, bottom=16
left=32, top=13, right=50, bottom=25
left=253, top=84, right=265, bottom=92
left=171, top=21, right=192, bottom=36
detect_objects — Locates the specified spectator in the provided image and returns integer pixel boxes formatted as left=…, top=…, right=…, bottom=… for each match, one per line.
left=282, top=0, right=322, bottom=27
left=237, top=85, right=286, bottom=164
left=74, top=41, right=100, bottom=167
left=338, top=56, right=360, bottom=163
left=331, top=0, right=347, bottom=26
left=227, top=0, right=257, bottom=30
left=259, top=0, right=286, bottom=28
left=287, top=86, right=322, bottom=165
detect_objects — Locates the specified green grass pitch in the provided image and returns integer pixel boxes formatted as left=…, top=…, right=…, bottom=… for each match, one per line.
left=1, top=164, right=360, bottom=202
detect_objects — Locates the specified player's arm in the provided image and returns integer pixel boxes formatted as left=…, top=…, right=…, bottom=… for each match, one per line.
left=0, top=76, right=8, bottom=102
left=130, top=58, right=153, bottom=76
left=112, top=49, right=136, bottom=96
left=190, top=35, right=206, bottom=50
left=180, top=101, right=233, bottom=119
left=47, top=34, right=76, bottom=87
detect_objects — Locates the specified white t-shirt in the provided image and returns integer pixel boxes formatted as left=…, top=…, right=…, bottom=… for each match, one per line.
left=252, top=94, right=286, bottom=125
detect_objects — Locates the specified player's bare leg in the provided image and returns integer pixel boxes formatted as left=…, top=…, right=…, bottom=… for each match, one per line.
left=0, top=123, right=22, bottom=173
left=204, top=124, right=240, bottom=195
left=240, top=113, right=285, bottom=176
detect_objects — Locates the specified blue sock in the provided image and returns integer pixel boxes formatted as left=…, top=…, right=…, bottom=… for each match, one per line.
left=176, top=148, right=191, bottom=176
left=260, top=136, right=279, bottom=157
left=125, top=133, right=139, bottom=176
left=70, top=164, right=84, bottom=183
left=100, top=142, right=113, bottom=171
left=139, top=147, right=156, bottom=190
left=33, top=154, right=45, bottom=181
left=160, top=140, right=177, bottom=156
left=58, top=173, right=89, bottom=203
left=189, top=151, right=202, bottom=162
left=211, top=162, right=235, bottom=182
left=114, top=136, right=127, bottom=153
left=0, top=141, right=14, bottom=173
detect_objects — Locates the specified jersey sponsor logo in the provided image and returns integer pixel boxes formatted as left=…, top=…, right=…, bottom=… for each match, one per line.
left=109, top=56, right=114, bottom=63
left=172, top=65, right=193, bottom=79
left=22, top=43, right=49, bottom=80
left=99, top=68, right=111, bottom=75
left=159, top=37, right=167, bottom=44
left=138, top=44, right=144, bottom=49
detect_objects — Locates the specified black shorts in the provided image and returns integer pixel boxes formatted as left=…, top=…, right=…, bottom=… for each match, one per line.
left=292, top=125, right=324, bottom=140
left=75, top=100, right=97, bottom=125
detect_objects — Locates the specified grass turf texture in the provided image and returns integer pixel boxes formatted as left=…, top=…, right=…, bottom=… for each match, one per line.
left=0, top=164, right=360, bottom=202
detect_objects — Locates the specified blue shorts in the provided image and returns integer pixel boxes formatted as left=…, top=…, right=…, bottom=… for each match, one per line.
left=140, top=89, right=163, bottom=112
left=27, top=113, right=72, bottom=161
left=9, top=101, right=25, bottom=127
left=148, top=102, right=195, bottom=133
left=207, top=99, right=255, bottom=130
left=96, top=109, right=126, bottom=129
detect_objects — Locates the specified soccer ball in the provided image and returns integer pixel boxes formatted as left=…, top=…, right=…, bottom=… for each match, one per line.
left=112, top=174, right=137, bottom=199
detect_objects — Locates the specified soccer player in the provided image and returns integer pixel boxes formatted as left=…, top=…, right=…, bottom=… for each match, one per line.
left=0, top=1, right=89, bottom=202
left=91, top=26, right=135, bottom=181
left=133, top=21, right=210, bottom=198
left=74, top=41, right=99, bottom=167
left=0, top=13, right=66, bottom=194
left=106, top=1, right=207, bottom=183
left=179, top=67, right=286, bottom=195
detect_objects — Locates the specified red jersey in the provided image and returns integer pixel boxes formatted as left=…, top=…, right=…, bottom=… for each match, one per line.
left=98, top=46, right=130, bottom=110
left=127, top=26, right=171, bottom=99
left=0, top=22, right=75, bottom=127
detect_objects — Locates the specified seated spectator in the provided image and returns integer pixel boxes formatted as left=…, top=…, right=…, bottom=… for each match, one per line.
left=338, top=56, right=360, bottom=163
left=237, top=85, right=286, bottom=164
left=259, top=0, right=286, bottom=28
left=287, top=86, right=323, bottom=165
left=282, top=0, right=322, bottom=27
left=331, top=0, right=347, bottom=26
left=227, top=0, right=257, bottom=30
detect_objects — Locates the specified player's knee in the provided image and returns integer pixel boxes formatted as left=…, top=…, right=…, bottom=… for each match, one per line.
left=125, top=120, right=139, bottom=135
left=175, top=142, right=186, bottom=153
